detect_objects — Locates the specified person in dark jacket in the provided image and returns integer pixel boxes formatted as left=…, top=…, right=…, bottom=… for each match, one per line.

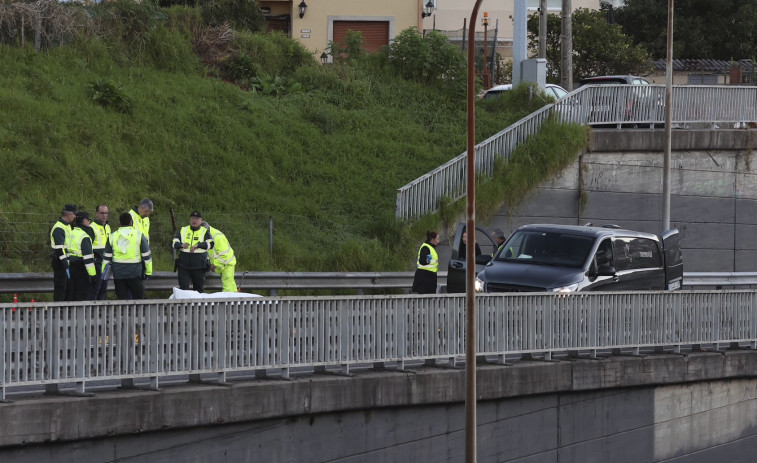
left=50, top=204, right=77, bottom=301
left=67, top=212, right=97, bottom=301
left=173, top=210, right=214, bottom=292
left=458, top=227, right=482, bottom=259
left=103, top=212, right=152, bottom=300
left=412, top=230, right=440, bottom=294
left=89, top=204, right=111, bottom=300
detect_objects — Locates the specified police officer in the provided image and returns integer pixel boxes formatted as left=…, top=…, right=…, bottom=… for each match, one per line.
left=103, top=212, right=152, bottom=300
left=89, top=204, right=111, bottom=300
left=50, top=204, right=77, bottom=301
left=411, top=230, right=440, bottom=294
left=492, top=229, right=507, bottom=256
left=173, top=211, right=214, bottom=292
left=128, top=198, right=153, bottom=243
left=67, top=212, right=97, bottom=301
left=202, top=221, right=237, bottom=292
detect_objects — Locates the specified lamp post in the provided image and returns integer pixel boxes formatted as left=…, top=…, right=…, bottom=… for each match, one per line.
left=466, top=3, right=484, bottom=462
left=662, top=0, right=674, bottom=231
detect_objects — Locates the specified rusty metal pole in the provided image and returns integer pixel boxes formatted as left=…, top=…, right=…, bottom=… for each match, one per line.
left=466, top=1, right=483, bottom=461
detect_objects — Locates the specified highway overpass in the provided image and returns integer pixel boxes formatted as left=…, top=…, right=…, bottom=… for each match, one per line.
left=1, top=291, right=757, bottom=461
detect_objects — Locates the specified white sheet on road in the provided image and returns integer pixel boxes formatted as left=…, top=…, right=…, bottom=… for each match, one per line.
left=168, top=287, right=263, bottom=299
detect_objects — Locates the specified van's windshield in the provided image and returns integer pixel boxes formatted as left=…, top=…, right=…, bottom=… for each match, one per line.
left=496, top=231, right=595, bottom=268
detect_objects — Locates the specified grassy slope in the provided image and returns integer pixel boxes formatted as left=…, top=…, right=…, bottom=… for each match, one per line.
left=0, top=34, right=584, bottom=277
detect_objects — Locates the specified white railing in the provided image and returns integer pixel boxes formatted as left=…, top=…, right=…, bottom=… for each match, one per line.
left=396, top=85, right=757, bottom=220
left=2, top=290, right=757, bottom=398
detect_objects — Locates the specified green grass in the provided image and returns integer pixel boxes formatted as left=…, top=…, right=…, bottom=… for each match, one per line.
left=0, top=16, right=587, bottom=281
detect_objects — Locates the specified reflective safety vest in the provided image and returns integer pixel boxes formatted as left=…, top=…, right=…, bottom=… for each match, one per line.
left=175, top=225, right=211, bottom=253
left=207, top=226, right=236, bottom=268
left=416, top=243, right=439, bottom=272
left=109, top=226, right=153, bottom=275
left=129, top=209, right=150, bottom=242
left=91, top=221, right=111, bottom=252
left=67, top=227, right=96, bottom=276
left=50, top=220, right=71, bottom=256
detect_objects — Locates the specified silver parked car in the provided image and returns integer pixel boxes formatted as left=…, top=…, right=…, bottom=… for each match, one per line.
left=482, top=83, right=569, bottom=101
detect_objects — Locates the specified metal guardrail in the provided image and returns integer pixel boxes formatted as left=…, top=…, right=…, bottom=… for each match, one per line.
left=0, top=271, right=417, bottom=295
left=2, top=290, right=756, bottom=398
left=396, top=85, right=757, bottom=220
left=1, top=271, right=757, bottom=295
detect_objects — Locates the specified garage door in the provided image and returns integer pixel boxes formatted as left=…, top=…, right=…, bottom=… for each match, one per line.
left=333, top=21, right=389, bottom=53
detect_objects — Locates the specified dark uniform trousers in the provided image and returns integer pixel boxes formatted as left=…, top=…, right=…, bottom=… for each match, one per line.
left=89, top=255, right=108, bottom=300
left=69, top=261, right=92, bottom=301
left=178, top=266, right=206, bottom=293
left=114, top=278, right=145, bottom=300
left=51, top=257, right=70, bottom=302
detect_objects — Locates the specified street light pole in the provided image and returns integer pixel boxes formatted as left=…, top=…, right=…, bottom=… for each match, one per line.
left=662, top=0, right=674, bottom=231
left=466, top=2, right=484, bottom=462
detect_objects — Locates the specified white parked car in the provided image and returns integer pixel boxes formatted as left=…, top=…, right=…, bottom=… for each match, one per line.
left=482, top=83, right=569, bottom=101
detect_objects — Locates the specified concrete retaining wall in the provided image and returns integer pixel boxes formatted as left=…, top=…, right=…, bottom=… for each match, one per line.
left=437, top=129, right=757, bottom=272
left=3, top=351, right=757, bottom=462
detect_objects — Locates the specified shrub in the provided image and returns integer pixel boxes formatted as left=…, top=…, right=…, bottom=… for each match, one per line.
left=328, top=30, right=365, bottom=63
left=378, top=28, right=467, bottom=97
left=87, top=80, right=131, bottom=114
left=233, top=31, right=314, bottom=78
left=143, top=25, right=200, bottom=72
left=200, top=0, right=265, bottom=32
left=93, top=0, right=166, bottom=54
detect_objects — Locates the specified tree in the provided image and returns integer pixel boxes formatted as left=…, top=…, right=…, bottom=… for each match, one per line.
left=614, top=0, right=757, bottom=60
left=527, top=8, right=651, bottom=83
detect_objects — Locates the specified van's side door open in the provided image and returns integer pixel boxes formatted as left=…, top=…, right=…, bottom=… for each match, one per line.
left=661, top=229, right=683, bottom=290
left=447, top=223, right=496, bottom=293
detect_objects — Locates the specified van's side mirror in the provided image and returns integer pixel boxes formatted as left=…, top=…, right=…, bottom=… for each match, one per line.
left=597, top=264, right=616, bottom=276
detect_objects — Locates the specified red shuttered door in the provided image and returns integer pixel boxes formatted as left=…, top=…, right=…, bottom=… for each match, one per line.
left=333, top=21, right=389, bottom=53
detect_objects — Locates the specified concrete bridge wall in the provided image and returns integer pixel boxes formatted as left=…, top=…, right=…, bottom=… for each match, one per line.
left=2, top=351, right=757, bottom=462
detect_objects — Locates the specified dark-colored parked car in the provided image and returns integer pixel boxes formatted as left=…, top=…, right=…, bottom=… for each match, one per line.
left=463, top=223, right=682, bottom=293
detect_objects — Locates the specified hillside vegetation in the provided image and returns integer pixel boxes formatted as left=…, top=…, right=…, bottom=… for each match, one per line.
left=0, top=0, right=586, bottom=282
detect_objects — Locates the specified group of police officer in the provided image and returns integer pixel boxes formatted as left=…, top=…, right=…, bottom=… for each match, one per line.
left=49, top=199, right=237, bottom=301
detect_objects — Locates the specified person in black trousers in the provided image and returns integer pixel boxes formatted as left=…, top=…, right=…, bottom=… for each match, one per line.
left=412, top=230, right=440, bottom=294
left=49, top=204, right=77, bottom=301
left=173, top=210, right=214, bottom=292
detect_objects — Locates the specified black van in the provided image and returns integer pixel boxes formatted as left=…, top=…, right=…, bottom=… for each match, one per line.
left=447, top=223, right=682, bottom=293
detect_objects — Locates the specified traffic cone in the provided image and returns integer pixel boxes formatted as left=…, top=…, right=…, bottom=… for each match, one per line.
left=12, top=293, right=17, bottom=312
left=30, top=299, right=35, bottom=311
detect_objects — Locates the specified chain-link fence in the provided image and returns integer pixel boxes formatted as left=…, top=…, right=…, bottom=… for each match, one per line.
left=0, top=209, right=369, bottom=273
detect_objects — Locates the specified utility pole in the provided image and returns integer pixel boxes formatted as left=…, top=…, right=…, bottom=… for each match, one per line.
left=560, top=0, right=572, bottom=90
left=539, top=0, right=547, bottom=59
